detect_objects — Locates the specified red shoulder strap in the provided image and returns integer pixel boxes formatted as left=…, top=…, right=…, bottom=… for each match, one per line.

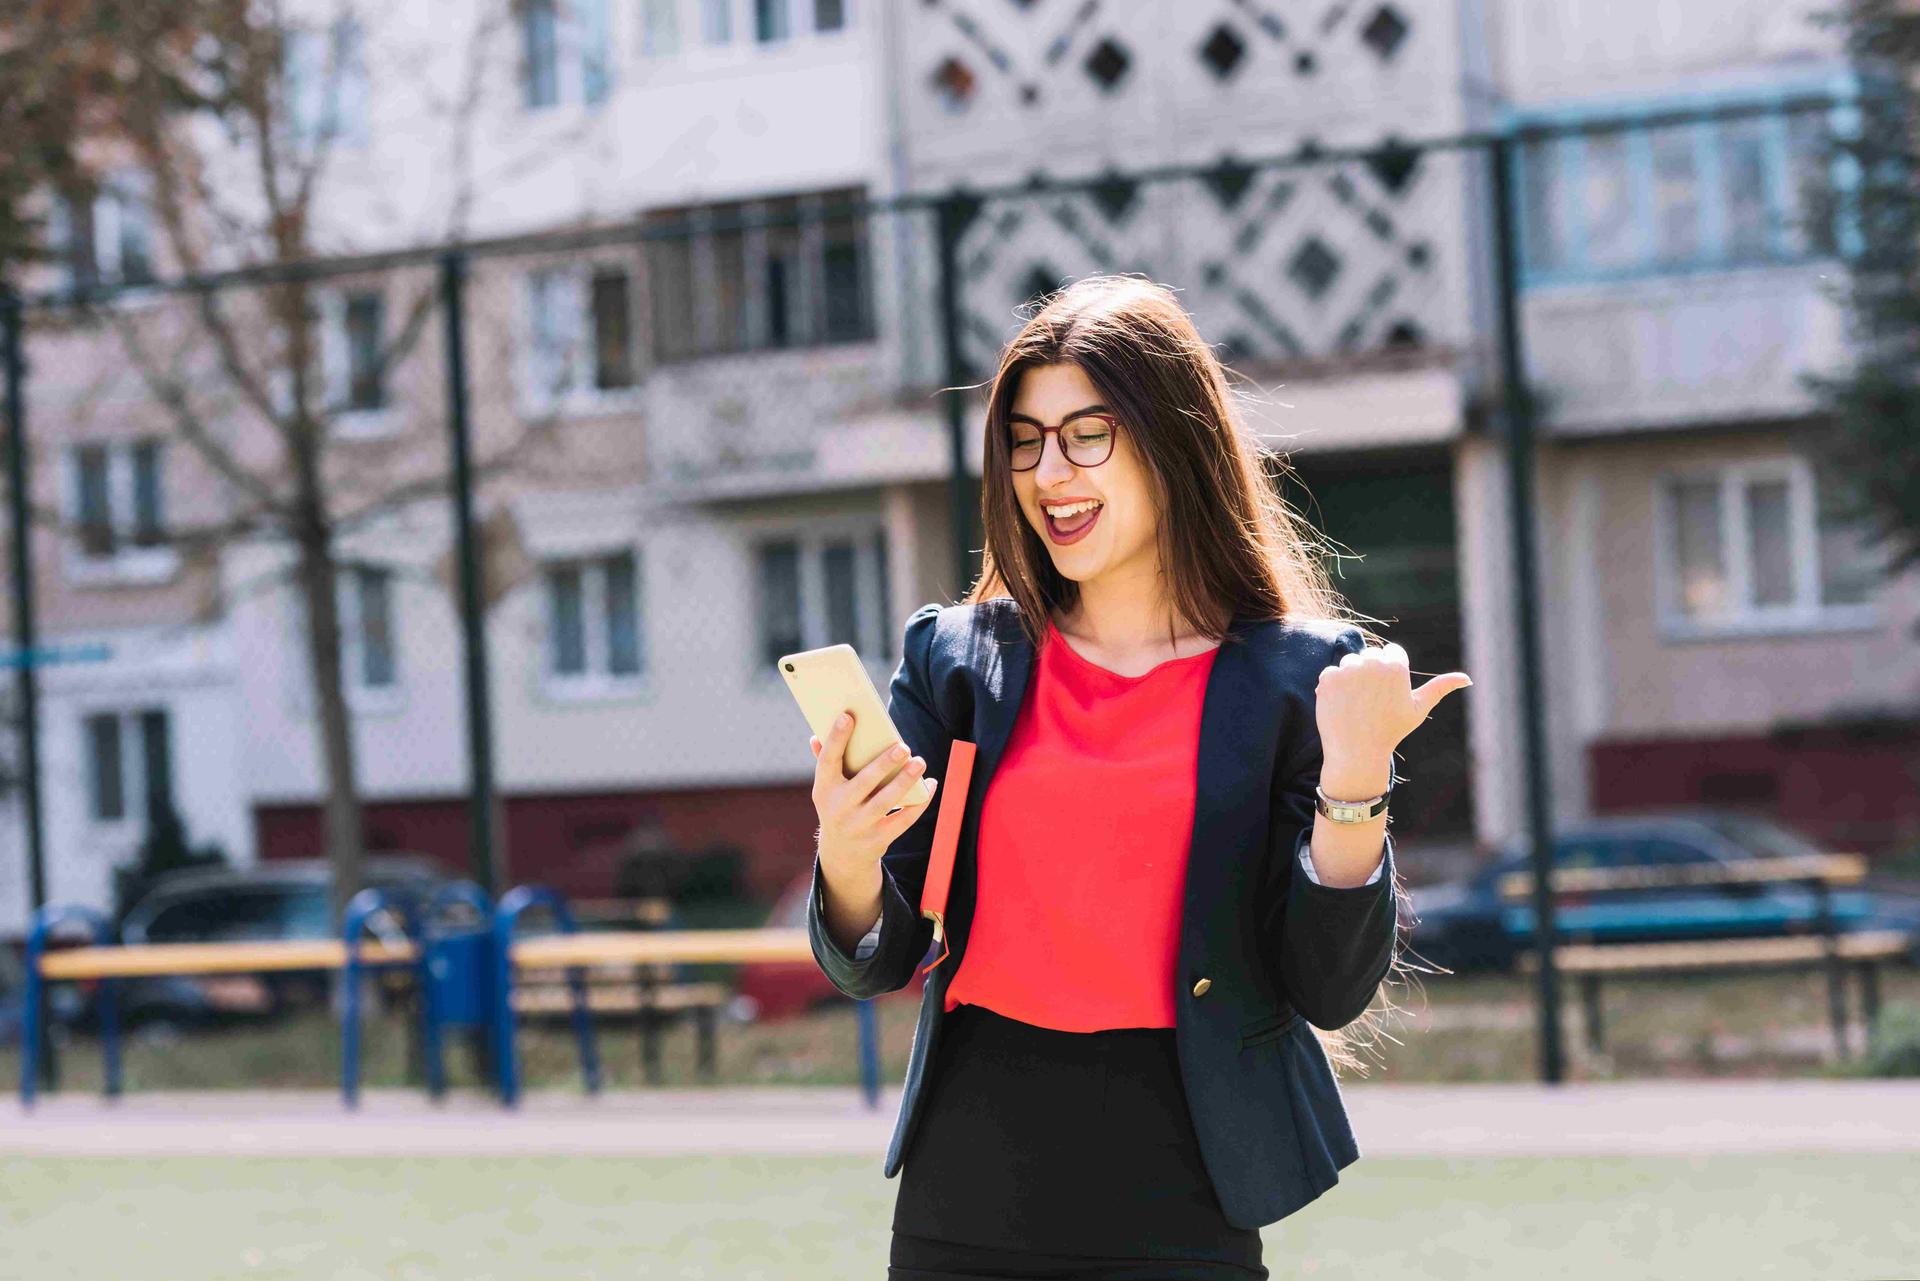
left=917, top=738, right=976, bottom=976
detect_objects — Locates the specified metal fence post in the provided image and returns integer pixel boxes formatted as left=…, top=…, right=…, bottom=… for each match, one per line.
left=439, top=251, right=502, bottom=898
left=1488, top=132, right=1566, bottom=1085
left=934, top=192, right=980, bottom=596
left=3, top=286, right=55, bottom=1090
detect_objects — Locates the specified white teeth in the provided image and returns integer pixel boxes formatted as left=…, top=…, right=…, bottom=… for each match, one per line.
left=1045, top=500, right=1103, bottom=518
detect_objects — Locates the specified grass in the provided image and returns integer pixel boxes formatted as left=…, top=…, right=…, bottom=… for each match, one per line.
left=0, top=1152, right=1914, bottom=1279
left=8, top=963, right=1917, bottom=1095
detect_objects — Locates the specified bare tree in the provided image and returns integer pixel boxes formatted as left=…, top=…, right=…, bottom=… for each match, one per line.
left=10, top=0, right=619, bottom=922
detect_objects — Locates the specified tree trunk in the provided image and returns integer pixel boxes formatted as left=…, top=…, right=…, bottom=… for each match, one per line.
left=296, top=525, right=365, bottom=929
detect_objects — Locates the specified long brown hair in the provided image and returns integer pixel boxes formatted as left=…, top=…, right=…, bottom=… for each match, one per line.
left=961, top=273, right=1414, bottom=1073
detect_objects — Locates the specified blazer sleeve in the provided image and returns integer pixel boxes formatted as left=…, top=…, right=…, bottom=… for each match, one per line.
left=1256, top=625, right=1400, bottom=1030
left=805, top=601, right=952, bottom=1002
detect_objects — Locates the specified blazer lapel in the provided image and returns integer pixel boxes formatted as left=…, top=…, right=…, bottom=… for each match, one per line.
left=941, top=600, right=1272, bottom=978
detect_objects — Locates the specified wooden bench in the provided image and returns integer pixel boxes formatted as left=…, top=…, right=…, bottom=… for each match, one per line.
left=511, top=979, right=732, bottom=1081
left=22, top=931, right=421, bottom=1106
left=1503, top=854, right=1909, bottom=1059
left=1519, top=930, right=1909, bottom=1056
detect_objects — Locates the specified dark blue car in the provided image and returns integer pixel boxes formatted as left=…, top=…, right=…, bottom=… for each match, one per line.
left=1406, top=809, right=1920, bottom=973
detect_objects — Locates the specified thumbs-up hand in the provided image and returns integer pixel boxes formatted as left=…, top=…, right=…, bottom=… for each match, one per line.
left=1315, top=639, right=1471, bottom=775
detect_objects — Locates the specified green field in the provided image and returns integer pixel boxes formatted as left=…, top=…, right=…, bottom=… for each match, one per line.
left=3, top=1153, right=1914, bottom=1280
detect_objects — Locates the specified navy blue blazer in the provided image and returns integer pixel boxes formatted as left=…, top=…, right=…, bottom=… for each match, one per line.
left=807, top=596, right=1399, bottom=1230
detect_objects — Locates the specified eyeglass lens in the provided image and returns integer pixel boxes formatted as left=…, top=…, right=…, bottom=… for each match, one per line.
left=1008, top=417, right=1115, bottom=470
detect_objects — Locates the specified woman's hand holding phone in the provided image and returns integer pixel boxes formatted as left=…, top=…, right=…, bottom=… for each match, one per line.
left=810, top=710, right=939, bottom=949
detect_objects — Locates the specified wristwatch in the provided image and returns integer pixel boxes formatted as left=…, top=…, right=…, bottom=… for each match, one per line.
left=1315, top=772, right=1397, bottom=824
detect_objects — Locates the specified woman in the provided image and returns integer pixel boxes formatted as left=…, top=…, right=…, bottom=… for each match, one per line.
left=806, top=275, right=1470, bottom=1278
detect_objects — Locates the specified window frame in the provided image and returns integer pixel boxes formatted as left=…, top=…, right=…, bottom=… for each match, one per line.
left=539, top=546, right=648, bottom=701
left=62, top=439, right=179, bottom=587
left=751, top=522, right=894, bottom=681
left=47, top=169, right=159, bottom=298
left=344, top=564, right=400, bottom=695
left=330, top=286, right=395, bottom=435
left=285, top=563, right=406, bottom=715
left=82, top=705, right=172, bottom=830
left=640, top=0, right=682, bottom=56
left=521, top=0, right=614, bottom=113
left=520, top=260, right=644, bottom=417
left=1652, top=454, right=1882, bottom=640
left=645, top=187, right=874, bottom=366
left=1508, top=72, right=1859, bottom=288
left=284, top=14, right=373, bottom=152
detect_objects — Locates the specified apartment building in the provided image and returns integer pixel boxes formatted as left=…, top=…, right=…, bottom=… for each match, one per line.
left=1486, top=2, right=1916, bottom=852
left=2, top=0, right=1913, bottom=935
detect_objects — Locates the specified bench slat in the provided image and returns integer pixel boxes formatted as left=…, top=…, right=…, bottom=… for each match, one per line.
left=1518, top=929, right=1910, bottom=975
left=1498, top=853, right=1866, bottom=900
left=512, top=983, right=730, bottom=1014
left=511, top=928, right=813, bottom=969
left=38, top=939, right=418, bottom=980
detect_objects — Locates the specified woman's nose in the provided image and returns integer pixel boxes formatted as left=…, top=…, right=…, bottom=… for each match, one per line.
left=1035, top=440, right=1076, bottom=483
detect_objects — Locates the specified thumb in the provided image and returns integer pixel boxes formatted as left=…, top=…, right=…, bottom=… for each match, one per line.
left=1412, top=672, right=1473, bottom=718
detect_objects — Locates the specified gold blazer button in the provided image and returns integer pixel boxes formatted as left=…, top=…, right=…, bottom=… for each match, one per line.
left=1191, top=977, right=1212, bottom=997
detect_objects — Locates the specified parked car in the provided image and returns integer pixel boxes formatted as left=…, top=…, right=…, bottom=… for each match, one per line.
left=99, top=855, right=446, bottom=1028
left=734, top=870, right=929, bottom=1021
left=1407, top=809, right=1920, bottom=973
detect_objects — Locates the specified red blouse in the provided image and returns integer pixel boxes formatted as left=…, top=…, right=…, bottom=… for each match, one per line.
left=943, top=616, right=1223, bottom=1031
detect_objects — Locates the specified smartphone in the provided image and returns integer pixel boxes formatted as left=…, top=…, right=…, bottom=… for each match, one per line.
left=778, top=643, right=938, bottom=811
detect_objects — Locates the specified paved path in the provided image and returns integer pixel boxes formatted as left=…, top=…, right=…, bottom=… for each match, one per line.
left=5, top=1080, right=1918, bottom=1159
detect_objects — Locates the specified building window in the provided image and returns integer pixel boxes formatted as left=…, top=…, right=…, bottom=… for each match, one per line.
left=347, top=566, right=397, bottom=689
left=544, top=549, right=645, bottom=689
left=755, top=527, right=892, bottom=670
left=129, top=441, right=165, bottom=546
left=268, top=287, right=395, bottom=434
left=289, top=565, right=402, bottom=701
left=524, top=263, right=639, bottom=412
left=84, top=708, right=171, bottom=826
left=342, top=291, right=386, bottom=412
left=701, top=0, right=732, bottom=44
left=754, top=0, right=788, bottom=43
left=522, top=0, right=611, bottom=110
left=48, top=172, right=156, bottom=294
left=66, top=439, right=168, bottom=566
left=523, top=0, right=560, bottom=106
left=813, top=0, right=846, bottom=32
left=285, top=16, right=371, bottom=148
left=74, top=444, right=115, bottom=557
left=1517, top=89, right=1842, bottom=285
left=641, top=0, right=680, bottom=55
left=1657, top=456, right=1880, bottom=634
left=580, top=0, right=612, bottom=101
left=590, top=268, right=636, bottom=389
left=646, top=186, right=873, bottom=363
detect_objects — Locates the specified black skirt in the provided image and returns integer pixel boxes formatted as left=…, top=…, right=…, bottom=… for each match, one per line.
left=888, top=1001, right=1268, bottom=1280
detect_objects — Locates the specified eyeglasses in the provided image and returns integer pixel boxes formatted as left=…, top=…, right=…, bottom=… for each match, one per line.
left=1006, top=413, right=1121, bottom=471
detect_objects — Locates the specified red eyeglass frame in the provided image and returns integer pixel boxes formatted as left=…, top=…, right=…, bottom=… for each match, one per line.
left=1004, top=413, right=1122, bottom=471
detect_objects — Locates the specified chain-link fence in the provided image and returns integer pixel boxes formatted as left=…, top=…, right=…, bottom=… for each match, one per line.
left=1, top=83, right=1872, bottom=1086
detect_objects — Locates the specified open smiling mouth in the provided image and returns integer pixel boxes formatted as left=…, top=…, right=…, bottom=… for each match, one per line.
left=1043, top=502, right=1103, bottom=545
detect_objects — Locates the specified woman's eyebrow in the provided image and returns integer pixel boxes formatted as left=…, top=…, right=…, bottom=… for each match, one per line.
left=1007, top=403, right=1110, bottom=425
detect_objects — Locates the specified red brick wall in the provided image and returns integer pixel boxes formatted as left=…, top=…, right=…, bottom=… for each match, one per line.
left=254, top=782, right=821, bottom=903
left=1589, top=726, right=1920, bottom=854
